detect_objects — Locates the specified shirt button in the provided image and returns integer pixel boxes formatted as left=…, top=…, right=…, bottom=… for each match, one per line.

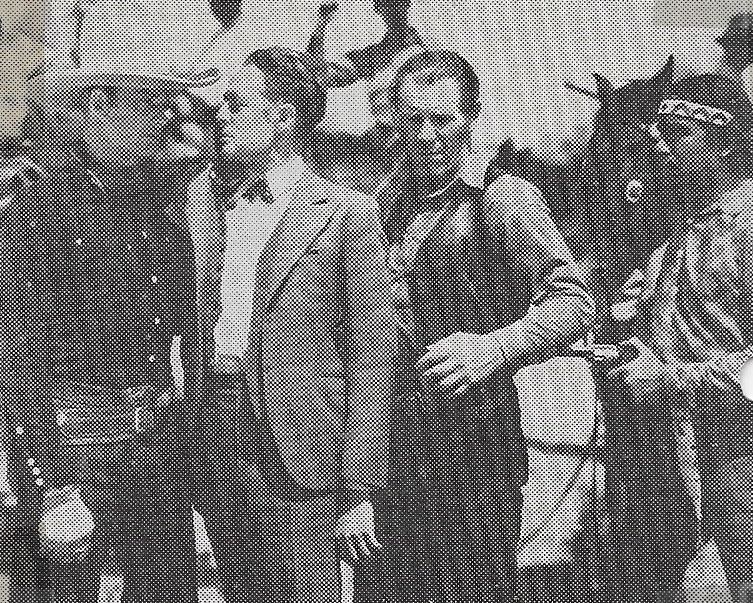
left=75, top=238, right=82, bottom=246
left=35, top=478, right=44, bottom=487
left=32, top=467, right=40, bottom=476
left=15, top=426, right=23, bottom=435
left=148, top=355, right=156, bottom=363
left=27, top=458, right=34, bottom=467
left=151, top=276, right=158, bottom=284
left=29, top=220, right=35, bottom=228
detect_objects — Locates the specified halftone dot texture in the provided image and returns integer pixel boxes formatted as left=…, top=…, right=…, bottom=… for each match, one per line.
left=0, top=1, right=751, bottom=603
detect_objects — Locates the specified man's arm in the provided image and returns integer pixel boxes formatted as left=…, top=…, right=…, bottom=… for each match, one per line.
left=418, top=175, right=594, bottom=399
left=485, top=175, right=595, bottom=373
left=305, top=1, right=362, bottom=88
left=657, top=219, right=753, bottom=402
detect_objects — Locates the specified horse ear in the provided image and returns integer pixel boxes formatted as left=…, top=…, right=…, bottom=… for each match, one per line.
left=652, top=55, right=675, bottom=88
left=593, top=73, right=614, bottom=99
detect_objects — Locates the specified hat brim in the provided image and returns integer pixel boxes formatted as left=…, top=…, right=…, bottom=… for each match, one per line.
left=28, top=68, right=219, bottom=93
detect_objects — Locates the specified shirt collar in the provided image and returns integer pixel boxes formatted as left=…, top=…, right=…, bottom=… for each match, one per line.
left=695, top=178, right=753, bottom=219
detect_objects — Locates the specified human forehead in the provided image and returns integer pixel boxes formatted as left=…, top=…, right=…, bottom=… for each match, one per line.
left=226, top=65, right=267, bottom=99
left=397, top=74, right=463, bottom=114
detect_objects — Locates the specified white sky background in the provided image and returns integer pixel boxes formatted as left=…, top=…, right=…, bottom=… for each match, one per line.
left=6, top=0, right=753, bottom=155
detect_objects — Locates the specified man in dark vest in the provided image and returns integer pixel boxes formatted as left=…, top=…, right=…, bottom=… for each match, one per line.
left=374, top=49, right=594, bottom=603
left=0, top=61, right=217, bottom=602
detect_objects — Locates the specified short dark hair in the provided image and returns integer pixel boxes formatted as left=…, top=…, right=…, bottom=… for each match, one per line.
left=245, top=47, right=327, bottom=139
left=390, top=50, right=481, bottom=119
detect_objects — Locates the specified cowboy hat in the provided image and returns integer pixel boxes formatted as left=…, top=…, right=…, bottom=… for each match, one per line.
left=29, top=66, right=220, bottom=94
left=28, top=0, right=219, bottom=95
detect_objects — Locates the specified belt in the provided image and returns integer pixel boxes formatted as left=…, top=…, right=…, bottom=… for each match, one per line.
left=52, top=382, right=173, bottom=445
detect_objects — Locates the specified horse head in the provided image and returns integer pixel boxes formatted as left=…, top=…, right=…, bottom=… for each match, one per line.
left=583, top=56, right=680, bottom=324
left=590, top=55, right=674, bottom=163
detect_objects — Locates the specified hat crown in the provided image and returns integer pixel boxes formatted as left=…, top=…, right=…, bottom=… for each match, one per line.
left=78, top=0, right=169, bottom=74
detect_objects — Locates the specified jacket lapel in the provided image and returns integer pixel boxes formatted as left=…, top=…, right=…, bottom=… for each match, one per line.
left=251, top=170, right=338, bottom=327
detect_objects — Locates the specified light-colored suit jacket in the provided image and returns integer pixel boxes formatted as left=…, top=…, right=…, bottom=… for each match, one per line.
left=184, top=166, right=395, bottom=493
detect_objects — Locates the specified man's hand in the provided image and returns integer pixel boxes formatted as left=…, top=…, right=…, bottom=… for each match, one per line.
left=417, top=332, right=503, bottom=400
left=335, top=499, right=381, bottom=566
left=607, top=336, right=668, bottom=400
left=38, top=487, right=95, bottom=565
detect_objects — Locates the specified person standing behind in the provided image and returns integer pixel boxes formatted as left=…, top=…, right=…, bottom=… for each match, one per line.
left=306, top=0, right=423, bottom=89
left=374, top=49, right=594, bottom=603
left=608, top=74, right=753, bottom=603
left=185, top=47, right=395, bottom=603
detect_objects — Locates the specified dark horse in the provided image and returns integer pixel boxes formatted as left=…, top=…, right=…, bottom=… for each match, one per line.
left=486, top=57, right=700, bottom=603
left=582, top=57, right=700, bottom=603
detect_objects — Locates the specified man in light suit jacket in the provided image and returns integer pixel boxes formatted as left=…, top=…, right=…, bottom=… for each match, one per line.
left=184, top=47, right=395, bottom=603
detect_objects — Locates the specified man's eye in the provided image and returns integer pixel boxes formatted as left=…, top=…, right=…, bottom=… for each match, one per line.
left=431, top=115, right=453, bottom=129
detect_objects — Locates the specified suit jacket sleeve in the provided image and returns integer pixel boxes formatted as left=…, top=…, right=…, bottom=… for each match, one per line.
left=484, top=175, right=595, bottom=373
left=341, top=193, right=395, bottom=492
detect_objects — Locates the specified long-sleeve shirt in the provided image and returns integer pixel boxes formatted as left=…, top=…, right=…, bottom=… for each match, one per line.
left=637, top=180, right=753, bottom=422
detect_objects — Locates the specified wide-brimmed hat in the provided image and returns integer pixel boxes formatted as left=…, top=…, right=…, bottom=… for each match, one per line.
left=717, top=12, right=753, bottom=48
left=29, top=66, right=220, bottom=94
left=28, top=0, right=219, bottom=98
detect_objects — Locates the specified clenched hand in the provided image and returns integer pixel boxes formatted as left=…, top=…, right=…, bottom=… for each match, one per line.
left=38, top=487, right=95, bottom=565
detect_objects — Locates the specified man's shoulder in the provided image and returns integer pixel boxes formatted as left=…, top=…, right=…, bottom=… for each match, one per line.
left=483, top=173, right=547, bottom=221
left=313, top=173, right=375, bottom=213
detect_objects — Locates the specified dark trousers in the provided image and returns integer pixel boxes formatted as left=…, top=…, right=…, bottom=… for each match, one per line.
left=703, top=455, right=753, bottom=603
left=200, top=373, right=345, bottom=603
left=11, top=429, right=198, bottom=603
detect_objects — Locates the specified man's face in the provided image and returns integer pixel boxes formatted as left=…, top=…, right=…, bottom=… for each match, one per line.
left=89, top=87, right=172, bottom=161
left=656, top=116, right=719, bottom=175
left=216, top=66, right=278, bottom=165
left=394, top=74, right=474, bottom=185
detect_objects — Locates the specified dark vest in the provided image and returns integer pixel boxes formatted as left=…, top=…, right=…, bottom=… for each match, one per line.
left=382, top=178, right=527, bottom=488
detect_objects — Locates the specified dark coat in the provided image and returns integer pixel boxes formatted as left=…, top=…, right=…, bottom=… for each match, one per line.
left=374, top=169, right=594, bottom=602
left=0, top=156, right=198, bottom=504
